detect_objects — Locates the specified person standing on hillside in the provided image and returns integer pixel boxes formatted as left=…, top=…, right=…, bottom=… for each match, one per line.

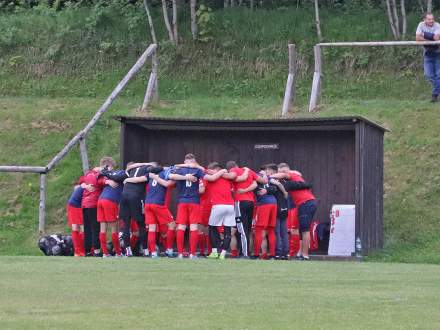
left=416, top=12, right=440, bottom=102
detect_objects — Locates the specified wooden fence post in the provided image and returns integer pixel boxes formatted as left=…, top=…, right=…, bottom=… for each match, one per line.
left=39, top=173, right=46, bottom=235
left=142, top=49, right=159, bottom=111
left=79, top=138, right=89, bottom=174
left=152, top=50, right=159, bottom=102
left=309, top=44, right=322, bottom=112
left=281, top=44, right=297, bottom=117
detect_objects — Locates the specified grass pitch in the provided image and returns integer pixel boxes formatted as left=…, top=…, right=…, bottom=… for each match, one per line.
left=0, top=257, right=439, bottom=329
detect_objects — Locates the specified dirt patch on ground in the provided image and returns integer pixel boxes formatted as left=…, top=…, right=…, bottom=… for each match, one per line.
left=30, top=120, right=71, bottom=134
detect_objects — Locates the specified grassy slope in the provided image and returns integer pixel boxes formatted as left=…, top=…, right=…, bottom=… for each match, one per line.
left=1, top=257, right=440, bottom=329
left=0, top=6, right=439, bottom=262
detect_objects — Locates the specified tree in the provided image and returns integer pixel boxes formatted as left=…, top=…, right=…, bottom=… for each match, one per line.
left=427, top=0, right=433, bottom=12
left=385, top=0, right=407, bottom=40
left=161, top=0, right=178, bottom=45
left=143, top=0, right=157, bottom=44
left=190, top=0, right=197, bottom=40
left=314, top=0, right=323, bottom=41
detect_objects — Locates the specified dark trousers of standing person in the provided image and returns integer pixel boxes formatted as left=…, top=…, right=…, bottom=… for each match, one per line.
left=122, top=218, right=147, bottom=253
left=120, top=194, right=147, bottom=254
left=209, top=226, right=232, bottom=252
left=83, top=208, right=100, bottom=255
left=424, top=52, right=440, bottom=98
left=275, top=218, right=289, bottom=258
left=235, top=201, right=254, bottom=256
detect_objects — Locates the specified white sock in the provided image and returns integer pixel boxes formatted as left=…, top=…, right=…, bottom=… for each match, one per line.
left=211, top=248, right=218, bottom=254
left=143, top=248, right=149, bottom=256
left=152, top=251, right=158, bottom=257
left=220, top=250, right=227, bottom=257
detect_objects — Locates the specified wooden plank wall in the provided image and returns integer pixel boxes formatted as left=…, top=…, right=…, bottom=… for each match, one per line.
left=357, top=123, right=384, bottom=252
left=123, top=124, right=356, bottom=225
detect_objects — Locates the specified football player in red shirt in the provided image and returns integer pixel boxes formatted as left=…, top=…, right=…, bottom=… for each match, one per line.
left=198, top=178, right=212, bottom=256
left=226, top=161, right=267, bottom=257
left=274, top=163, right=317, bottom=260
left=79, top=157, right=114, bottom=256
left=205, top=162, right=238, bottom=260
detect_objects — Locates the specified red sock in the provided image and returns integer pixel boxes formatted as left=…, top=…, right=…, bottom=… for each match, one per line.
left=148, top=230, right=156, bottom=253
left=206, top=234, right=212, bottom=254
left=71, top=230, right=79, bottom=255
left=254, top=227, right=263, bottom=257
left=268, top=228, right=276, bottom=257
left=176, top=229, right=185, bottom=254
left=99, top=232, right=108, bottom=255
left=112, top=232, right=121, bottom=256
left=198, top=233, right=206, bottom=255
left=291, top=234, right=300, bottom=256
left=130, top=235, right=138, bottom=249
left=289, top=234, right=294, bottom=256
left=79, top=232, right=85, bottom=256
left=231, top=249, right=238, bottom=258
left=262, top=252, right=268, bottom=260
left=166, top=229, right=175, bottom=250
left=189, top=230, right=199, bottom=255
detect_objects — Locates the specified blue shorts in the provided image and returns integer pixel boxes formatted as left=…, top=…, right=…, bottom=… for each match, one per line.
left=298, top=200, right=317, bottom=233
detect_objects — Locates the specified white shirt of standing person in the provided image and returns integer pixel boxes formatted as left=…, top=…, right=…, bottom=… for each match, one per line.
left=416, top=20, right=440, bottom=54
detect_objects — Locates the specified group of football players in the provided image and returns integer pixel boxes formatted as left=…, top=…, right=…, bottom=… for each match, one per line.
left=66, top=153, right=317, bottom=260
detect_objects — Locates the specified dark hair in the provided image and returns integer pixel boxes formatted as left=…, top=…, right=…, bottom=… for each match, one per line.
left=207, top=162, right=222, bottom=170
left=226, top=160, right=238, bottom=170
left=184, top=153, right=195, bottom=160
left=259, top=164, right=267, bottom=171
left=278, top=162, right=290, bottom=169
left=266, top=163, right=278, bottom=172
left=424, top=12, right=434, bottom=19
left=100, top=156, right=115, bottom=168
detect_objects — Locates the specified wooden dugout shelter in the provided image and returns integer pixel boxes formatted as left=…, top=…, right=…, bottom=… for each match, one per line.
left=116, top=116, right=387, bottom=254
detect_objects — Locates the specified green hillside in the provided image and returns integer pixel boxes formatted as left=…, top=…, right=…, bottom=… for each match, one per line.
left=0, top=4, right=439, bottom=262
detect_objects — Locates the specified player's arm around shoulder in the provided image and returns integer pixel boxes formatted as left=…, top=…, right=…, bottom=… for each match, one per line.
left=149, top=172, right=174, bottom=187
left=234, top=167, right=250, bottom=182
left=236, top=180, right=257, bottom=194
left=204, top=169, right=227, bottom=182
left=222, top=171, right=237, bottom=181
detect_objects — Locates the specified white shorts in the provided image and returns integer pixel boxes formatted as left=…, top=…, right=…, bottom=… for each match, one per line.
left=208, top=205, right=236, bottom=227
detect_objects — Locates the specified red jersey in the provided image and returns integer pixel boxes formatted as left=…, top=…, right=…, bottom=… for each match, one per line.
left=229, top=167, right=258, bottom=202
left=199, top=179, right=211, bottom=210
left=208, top=177, right=234, bottom=206
left=79, top=170, right=105, bottom=208
left=288, top=172, right=315, bottom=207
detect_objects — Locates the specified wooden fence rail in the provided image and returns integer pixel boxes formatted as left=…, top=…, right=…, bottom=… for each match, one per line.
left=309, top=40, right=440, bottom=112
left=0, top=44, right=158, bottom=235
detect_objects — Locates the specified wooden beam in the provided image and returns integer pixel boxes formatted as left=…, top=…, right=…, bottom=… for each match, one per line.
left=39, top=173, right=46, bottom=235
left=318, top=41, right=440, bottom=47
left=152, top=51, right=159, bottom=102
left=309, top=45, right=322, bottom=112
left=0, top=166, right=46, bottom=173
left=79, top=138, right=89, bottom=174
left=281, top=44, right=296, bottom=117
left=142, top=50, right=159, bottom=111
left=46, top=44, right=157, bottom=172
